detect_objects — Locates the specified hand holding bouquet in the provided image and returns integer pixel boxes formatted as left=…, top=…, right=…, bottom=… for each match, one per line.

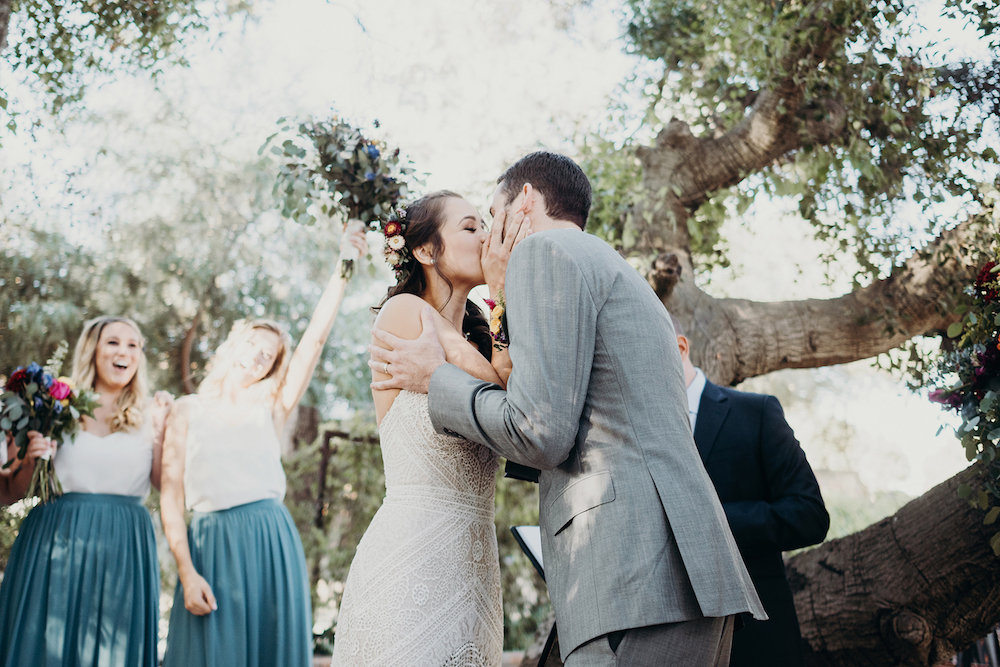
left=1, top=344, right=100, bottom=503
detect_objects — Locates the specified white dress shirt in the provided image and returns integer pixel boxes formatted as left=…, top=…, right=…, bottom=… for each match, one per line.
left=686, top=367, right=707, bottom=431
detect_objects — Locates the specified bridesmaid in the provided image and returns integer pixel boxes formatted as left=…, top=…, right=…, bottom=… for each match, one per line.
left=0, top=316, right=172, bottom=667
left=160, top=227, right=367, bottom=667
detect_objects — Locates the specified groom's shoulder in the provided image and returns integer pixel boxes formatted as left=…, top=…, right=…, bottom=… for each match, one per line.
left=518, top=229, right=617, bottom=265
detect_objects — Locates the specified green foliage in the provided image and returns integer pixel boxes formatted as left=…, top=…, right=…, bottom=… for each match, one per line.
left=927, top=224, right=1000, bottom=552
left=615, top=0, right=1000, bottom=283
left=264, top=117, right=419, bottom=226
left=2, top=0, right=251, bottom=121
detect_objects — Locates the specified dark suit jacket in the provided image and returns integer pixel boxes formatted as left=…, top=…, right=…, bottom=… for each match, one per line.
left=694, top=379, right=829, bottom=667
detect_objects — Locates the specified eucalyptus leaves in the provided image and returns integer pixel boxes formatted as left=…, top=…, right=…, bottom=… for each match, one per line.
left=929, top=245, right=1000, bottom=554
left=262, top=117, right=420, bottom=278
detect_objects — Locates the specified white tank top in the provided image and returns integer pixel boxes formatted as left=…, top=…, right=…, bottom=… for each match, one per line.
left=53, top=419, right=154, bottom=497
left=183, top=396, right=286, bottom=512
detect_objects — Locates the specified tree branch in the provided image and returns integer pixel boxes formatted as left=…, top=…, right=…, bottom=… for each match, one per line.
left=666, top=215, right=990, bottom=385
left=0, top=0, right=10, bottom=54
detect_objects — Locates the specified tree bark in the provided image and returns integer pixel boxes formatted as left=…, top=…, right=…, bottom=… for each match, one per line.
left=0, top=0, right=10, bottom=54
left=790, top=465, right=1000, bottom=666
left=666, top=215, right=992, bottom=385
left=180, top=311, right=200, bottom=394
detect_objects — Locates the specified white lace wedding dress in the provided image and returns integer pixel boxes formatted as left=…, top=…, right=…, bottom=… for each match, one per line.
left=331, top=390, right=503, bottom=667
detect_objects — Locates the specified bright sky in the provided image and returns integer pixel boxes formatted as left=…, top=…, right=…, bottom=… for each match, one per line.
left=1, top=0, right=977, bottom=498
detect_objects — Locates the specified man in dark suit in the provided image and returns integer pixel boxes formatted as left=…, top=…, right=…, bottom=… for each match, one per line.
left=672, top=314, right=830, bottom=667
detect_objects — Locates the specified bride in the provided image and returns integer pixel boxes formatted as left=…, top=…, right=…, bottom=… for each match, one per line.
left=331, top=191, right=530, bottom=667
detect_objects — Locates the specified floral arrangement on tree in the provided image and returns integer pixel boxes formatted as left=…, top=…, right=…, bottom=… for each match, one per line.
left=0, top=342, right=100, bottom=502
left=928, top=245, right=1000, bottom=555
left=262, top=116, right=420, bottom=278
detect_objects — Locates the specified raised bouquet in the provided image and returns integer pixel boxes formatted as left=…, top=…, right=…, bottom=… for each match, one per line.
left=1, top=343, right=100, bottom=502
left=263, top=116, right=419, bottom=279
left=928, top=249, right=1000, bottom=554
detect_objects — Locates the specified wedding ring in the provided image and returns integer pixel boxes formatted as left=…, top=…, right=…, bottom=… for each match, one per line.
left=383, top=362, right=389, bottom=375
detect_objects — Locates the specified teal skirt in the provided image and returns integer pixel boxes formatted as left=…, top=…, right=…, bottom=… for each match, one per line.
left=163, top=498, right=312, bottom=667
left=0, top=493, right=159, bottom=667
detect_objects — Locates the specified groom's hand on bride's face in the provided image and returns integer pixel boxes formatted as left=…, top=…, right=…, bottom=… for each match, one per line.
left=369, top=307, right=447, bottom=394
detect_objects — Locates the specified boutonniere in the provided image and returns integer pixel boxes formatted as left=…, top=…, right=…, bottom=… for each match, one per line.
left=484, top=291, right=509, bottom=351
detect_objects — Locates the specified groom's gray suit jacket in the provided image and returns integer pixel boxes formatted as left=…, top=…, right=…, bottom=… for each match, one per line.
left=428, top=229, right=766, bottom=659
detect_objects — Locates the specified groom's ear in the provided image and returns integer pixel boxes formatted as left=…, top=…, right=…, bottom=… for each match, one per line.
left=519, top=183, right=535, bottom=213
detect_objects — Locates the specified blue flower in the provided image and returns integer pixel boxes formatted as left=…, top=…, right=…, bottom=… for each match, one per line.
left=26, top=362, right=41, bottom=377
left=365, top=171, right=376, bottom=181
left=42, top=373, right=54, bottom=389
left=53, top=402, right=63, bottom=414
left=366, top=144, right=380, bottom=160
left=34, top=395, right=43, bottom=410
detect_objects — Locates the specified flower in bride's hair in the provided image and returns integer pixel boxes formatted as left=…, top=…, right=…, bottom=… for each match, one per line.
left=388, top=235, right=405, bottom=250
left=383, top=220, right=402, bottom=237
left=386, top=251, right=401, bottom=266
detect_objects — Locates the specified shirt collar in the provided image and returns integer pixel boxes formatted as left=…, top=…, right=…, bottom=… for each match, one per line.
left=687, top=367, right=707, bottom=415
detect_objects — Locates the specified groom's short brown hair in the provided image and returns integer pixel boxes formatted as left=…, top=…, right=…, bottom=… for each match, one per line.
left=497, top=151, right=592, bottom=229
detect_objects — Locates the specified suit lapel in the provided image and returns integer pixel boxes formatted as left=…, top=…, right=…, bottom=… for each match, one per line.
left=693, top=380, right=729, bottom=462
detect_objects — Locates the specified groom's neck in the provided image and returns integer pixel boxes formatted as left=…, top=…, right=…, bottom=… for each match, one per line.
left=530, top=217, right=583, bottom=233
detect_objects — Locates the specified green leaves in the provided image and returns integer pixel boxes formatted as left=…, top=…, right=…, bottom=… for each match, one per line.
left=263, top=116, right=420, bottom=230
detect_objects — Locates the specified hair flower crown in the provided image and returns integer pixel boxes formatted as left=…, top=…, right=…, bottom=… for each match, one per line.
left=381, top=209, right=412, bottom=278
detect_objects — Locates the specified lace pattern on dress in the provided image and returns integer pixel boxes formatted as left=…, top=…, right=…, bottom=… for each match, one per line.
left=332, top=391, right=502, bottom=667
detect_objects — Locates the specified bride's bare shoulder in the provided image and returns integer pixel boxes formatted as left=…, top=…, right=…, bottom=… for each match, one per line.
left=373, top=293, right=431, bottom=341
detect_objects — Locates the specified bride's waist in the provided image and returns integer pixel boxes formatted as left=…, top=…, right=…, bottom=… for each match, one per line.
left=382, top=484, right=495, bottom=520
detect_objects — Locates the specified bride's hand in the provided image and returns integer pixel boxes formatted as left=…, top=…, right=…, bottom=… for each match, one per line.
left=181, top=571, right=218, bottom=615
left=481, top=208, right=532, bottom=297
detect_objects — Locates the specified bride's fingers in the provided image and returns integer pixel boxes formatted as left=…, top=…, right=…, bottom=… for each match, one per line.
left=490, top=208, right=506, bottom=245
left=504, top=211, right=526, bottom=250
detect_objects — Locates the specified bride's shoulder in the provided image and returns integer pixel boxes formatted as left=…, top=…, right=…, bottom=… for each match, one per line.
left=373, top=293, right=431, bottom=341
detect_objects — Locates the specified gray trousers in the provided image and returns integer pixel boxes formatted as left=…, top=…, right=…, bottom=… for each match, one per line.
left=564, top=616, right=735, bottom=667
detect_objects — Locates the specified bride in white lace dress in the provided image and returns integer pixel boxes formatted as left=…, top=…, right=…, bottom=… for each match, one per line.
left=332, top=191, right=531, bottom=667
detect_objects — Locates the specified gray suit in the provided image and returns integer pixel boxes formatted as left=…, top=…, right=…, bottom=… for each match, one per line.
left=428, top=229, right=765, bottom=661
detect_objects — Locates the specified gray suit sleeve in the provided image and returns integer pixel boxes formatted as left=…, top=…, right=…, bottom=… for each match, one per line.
left=428, top=233, right=598, bottom=470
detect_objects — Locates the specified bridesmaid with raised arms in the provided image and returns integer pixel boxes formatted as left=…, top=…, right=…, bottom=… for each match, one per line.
left=159, top=226, right=368, bottom=667
left=0, top=315, right=173, bottom=667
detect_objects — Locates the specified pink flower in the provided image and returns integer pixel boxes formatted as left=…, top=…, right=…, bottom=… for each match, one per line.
left=49, top=381, right=72, bottom=401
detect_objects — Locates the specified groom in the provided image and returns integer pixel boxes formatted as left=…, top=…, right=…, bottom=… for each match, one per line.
left=370, top=152, right=765, bottom=666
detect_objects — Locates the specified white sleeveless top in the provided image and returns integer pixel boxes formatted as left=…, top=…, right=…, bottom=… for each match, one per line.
left=183, top=396, right=286, bottom=512
left=53, top=419, right=154, bottom=497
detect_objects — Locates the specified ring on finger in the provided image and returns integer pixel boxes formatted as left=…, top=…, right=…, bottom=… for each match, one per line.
left=383, top=362, right=389, bottom=375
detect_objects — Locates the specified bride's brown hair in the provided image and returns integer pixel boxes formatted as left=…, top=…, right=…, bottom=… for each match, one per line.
left=377, top=191, right=492, bottom=359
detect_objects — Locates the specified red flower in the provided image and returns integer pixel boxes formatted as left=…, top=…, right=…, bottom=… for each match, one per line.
left=4, top=369, right=27, bottom=393
left=975, top=260, right=999, bottom=303
left=383, top=220, right=402, bottom=237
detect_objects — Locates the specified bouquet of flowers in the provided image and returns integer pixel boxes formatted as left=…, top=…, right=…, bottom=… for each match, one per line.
left=1, top=343, right=100, bottom=503
left=928, top=250, right=1000, bottom=554
left=263, top=116, right=419, bottom=279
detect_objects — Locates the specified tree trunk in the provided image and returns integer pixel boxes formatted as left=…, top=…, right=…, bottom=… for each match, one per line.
left=520, top=465, right=999, bottom=666
left=0, top=0, right=10, bottom=54
left=791, top=464, right=1000, bottom=666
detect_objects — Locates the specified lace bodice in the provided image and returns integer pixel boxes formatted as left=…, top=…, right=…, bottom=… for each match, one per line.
left=332, top=390, right=502, bottom=667
left=379, top=390, right=498, bottom=502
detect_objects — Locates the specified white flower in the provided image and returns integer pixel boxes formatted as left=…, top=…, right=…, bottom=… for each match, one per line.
left=388, top=235, right=405, bottom=250
left=386, top=251, right=401, bottom=266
